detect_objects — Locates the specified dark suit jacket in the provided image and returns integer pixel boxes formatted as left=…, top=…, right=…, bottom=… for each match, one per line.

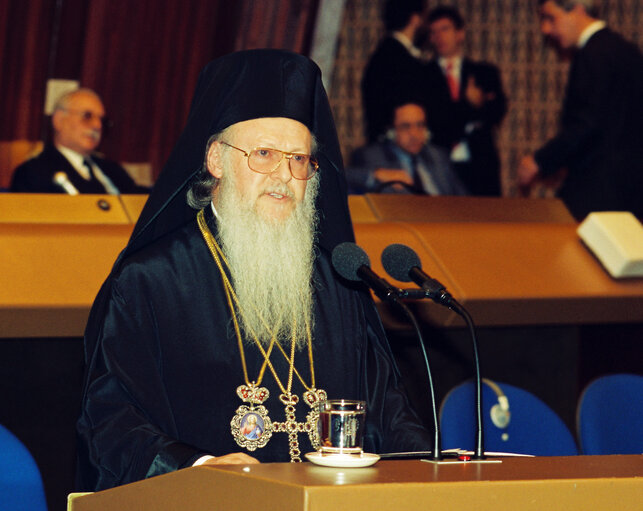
left=423, top=58, right=507, bottom=196
left=535, top=28, right=643, bottom=220
left=10, top=144, right=147, bottom=194
left=361, top=36, right=426, bottom=143
left=348, top=140, right=467, bottom=196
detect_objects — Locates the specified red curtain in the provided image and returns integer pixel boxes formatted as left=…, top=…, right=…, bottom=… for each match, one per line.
left=0, top=0, right=319, bottom=185
left=0, top=1, right=57, bottom=141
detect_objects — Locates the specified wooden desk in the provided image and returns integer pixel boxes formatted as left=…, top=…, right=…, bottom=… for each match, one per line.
left=354, top=221, right=643, bottom=327
left=70, top=456, right=643, bottom=511
left=363, top=195, right=576, bottom=223
left=3, top=195, right=643, bottom=336
left=0, top=223, right=132, bottom=337
left=0, top=193, right=131, bottom=224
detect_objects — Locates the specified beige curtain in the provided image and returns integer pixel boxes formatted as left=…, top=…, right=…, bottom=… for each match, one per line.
left=329, top=0, right=643, bottom=196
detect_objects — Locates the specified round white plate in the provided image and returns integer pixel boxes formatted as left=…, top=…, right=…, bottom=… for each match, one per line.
left=305, top=452, right=380, bottom=468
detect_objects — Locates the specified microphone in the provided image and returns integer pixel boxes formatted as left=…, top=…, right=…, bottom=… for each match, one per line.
left=331, top=242, right=404, bottom=303
left=53, top=172, right=80, bottom=195
left=381, top=243, right=485, bottom=460
left=331, top=242, right=443, bottom=460
left=381, top=243, right=454, bottom=308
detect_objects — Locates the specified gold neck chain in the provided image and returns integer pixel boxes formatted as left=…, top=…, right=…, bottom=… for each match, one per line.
left=196, top=209, right=316, bottom=394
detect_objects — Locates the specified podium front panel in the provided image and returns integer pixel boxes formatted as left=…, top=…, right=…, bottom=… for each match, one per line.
left=70, top=456, right=643, bottom=511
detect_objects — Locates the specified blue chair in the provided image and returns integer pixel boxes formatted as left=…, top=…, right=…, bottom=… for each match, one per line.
left=577, top=373, right=643, bottom=455
left=0, top=423, right=48, bottom=511
left=440, top=379, right=578, bottom=456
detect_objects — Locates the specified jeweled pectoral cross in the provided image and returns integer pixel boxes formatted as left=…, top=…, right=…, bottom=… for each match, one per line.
left=231, top=384, right=327, bottom=462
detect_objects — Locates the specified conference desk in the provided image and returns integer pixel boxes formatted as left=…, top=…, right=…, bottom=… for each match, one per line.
left=69, top=456, right=642, bottom=511
left=3, top=194, right=643, bottom=337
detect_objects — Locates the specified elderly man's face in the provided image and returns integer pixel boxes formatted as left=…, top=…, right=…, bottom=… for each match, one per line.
left=208, top=117, right=311, bottom=222
left=53, top=92, right=105, bottom=156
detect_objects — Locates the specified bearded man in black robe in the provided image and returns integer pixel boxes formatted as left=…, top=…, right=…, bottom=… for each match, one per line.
left=76, top=49, right=431, bottom=492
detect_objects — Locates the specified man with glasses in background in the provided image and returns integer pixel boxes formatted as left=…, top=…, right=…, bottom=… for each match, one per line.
left=10, top=88, right=145, bottom=194
left=348, top=100, right=466, bottom=195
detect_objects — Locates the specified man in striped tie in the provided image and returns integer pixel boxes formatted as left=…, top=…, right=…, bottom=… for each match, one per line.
left=10, top=88, right=146, bottom=194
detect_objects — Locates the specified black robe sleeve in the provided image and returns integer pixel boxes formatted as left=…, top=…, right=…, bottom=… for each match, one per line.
left=77, top=275, right=206, bottom=491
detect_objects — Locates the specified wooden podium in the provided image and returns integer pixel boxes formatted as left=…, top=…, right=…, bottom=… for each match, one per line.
left=69, top=456, right=643, bottom=511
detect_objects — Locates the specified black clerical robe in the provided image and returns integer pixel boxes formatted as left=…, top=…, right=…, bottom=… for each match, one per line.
left=77, top=211, right=431, bottom=491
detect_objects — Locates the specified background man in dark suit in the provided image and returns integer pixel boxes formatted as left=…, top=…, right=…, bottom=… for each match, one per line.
left=424, top=6, right=507, bottom=196
left=348, top=101, right=467, bottom=195
left=361, top=0, right=428, bottom=143
left=518, top=0, right=643, bottom=220
left=10, top=88, right=145, bottom=194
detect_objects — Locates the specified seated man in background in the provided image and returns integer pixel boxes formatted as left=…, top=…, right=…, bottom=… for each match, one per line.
left=77, top=49, right=431, bottom=491
left=348, top=101, right=467, bottom=195
left=10, top=88, right=146, bottom=194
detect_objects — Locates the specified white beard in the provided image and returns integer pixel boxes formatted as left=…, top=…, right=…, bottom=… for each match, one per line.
left=215, top=170, right=319, bottom=348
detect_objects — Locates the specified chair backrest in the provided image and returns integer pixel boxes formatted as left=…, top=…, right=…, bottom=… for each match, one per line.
left=0, top=139, right=44, bottom=189
left=440, top=379, right=578, bottom=456
left=0, top=423, right=48, bottom=511
left=577, top=373, right=643, bottom=455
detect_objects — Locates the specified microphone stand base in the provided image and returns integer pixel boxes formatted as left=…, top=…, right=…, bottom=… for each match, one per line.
left=420, top=458, right=503, bottom=465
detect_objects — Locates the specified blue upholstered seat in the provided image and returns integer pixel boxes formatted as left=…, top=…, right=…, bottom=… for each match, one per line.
left=440, top=379, right=578, bottom=456
left=0, top=423, right=48, bottom=511
left=577, top=373, right=643, bottom=455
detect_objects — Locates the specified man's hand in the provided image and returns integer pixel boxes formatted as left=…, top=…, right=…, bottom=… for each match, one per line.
left=374, top=168, right=413, bottom=186
left=465, top=76, right=485, bottom=108
left=517, top=155, right=540, bottom=187
left=465, top=76, right=497, bottom=109
left=373, top=168, right=414, bottom=193
left=203, top=453, right=260, bottom=465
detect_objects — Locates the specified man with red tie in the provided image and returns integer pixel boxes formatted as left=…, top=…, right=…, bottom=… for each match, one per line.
left=423, top=6, right=507, bottom=196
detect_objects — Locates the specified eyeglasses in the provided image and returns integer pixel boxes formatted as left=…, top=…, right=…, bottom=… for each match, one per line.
left=61, top=108, right=107, bottom=125
left=220, top=141, right=319, bottom=180
left=394, top=121, right=427, bottom=132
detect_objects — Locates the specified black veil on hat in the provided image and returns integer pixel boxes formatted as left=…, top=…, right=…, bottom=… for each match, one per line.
left=124, top=49, right=354, bottom=264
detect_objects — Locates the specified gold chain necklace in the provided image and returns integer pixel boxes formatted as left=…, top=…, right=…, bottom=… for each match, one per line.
left=197, top=209, right=327, bottom=461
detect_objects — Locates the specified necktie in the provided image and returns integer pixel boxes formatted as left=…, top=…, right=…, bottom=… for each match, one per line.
left=83, top=157, right=112, bottom=193
left=446, top=60, right=459, bottom=101
left=83, top=158, right=95, bottom=181
left=410, top=155, right=424, bottom=193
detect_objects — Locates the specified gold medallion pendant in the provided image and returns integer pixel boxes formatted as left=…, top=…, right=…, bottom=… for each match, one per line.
left=231, top=384, right=272, bottom=451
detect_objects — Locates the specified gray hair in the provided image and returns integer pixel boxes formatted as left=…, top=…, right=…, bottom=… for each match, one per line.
left=53, top=88, right=103, bottom=112
left=186, top=127, right=232, bottom=210
left=538, top=0, right=599, bottom=17
left=186, top=126, right=320, bottom=210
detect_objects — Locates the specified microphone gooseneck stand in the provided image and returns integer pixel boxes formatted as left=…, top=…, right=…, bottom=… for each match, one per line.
left=393, top=299, right=442, bottom=460
left=382, top=243, right=485, bottom=460
left=444, top=298, right=485, bottom=460
left=331, top=242, right=443, bottom=460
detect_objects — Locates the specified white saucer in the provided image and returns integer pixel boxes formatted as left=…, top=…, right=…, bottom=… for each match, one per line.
left=305, top=452, right=380, bottom=468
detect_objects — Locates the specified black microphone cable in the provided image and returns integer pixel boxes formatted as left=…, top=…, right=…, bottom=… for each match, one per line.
left=331, top=242, right=443, bottom=460
left=382, top=243, right=485, bottom=460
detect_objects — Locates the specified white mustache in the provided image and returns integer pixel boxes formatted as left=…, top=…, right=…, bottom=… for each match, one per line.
left=85, top=129, right=101, bottom=141
left=264, top=185, right=294, bottom=199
